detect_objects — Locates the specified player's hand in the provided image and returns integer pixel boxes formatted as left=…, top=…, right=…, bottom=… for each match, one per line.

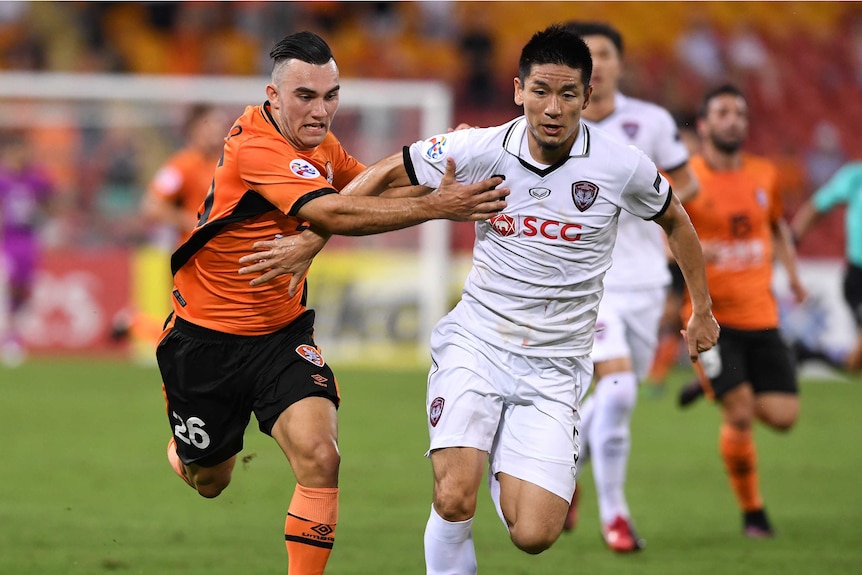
left=789, top=276, right=808, bottom=304
left=681, top=311, right=720, bottom=363
left=432, top=158, right=508, bottom=221
left=238, top=229, right=329, bottom=292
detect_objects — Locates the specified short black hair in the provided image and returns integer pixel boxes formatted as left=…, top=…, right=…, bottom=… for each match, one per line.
left=563, top=21, right=624, bottom=57
left=269, top=31, right=334, bottom=67
left=698, top=84, right=746, bottom=118
left=519, top=24, right=592, bottom=87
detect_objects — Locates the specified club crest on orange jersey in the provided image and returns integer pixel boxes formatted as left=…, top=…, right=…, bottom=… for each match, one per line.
left=290, top=159, right=320, bottom=179
left=429, top=396, right=445, bottom=427
left=572, top=181, right=599, bottom=212
left=296, top=344, right=324, bottom=367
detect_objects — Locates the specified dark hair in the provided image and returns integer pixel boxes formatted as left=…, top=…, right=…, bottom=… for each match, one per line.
left=519, top=24, right=592, bottom=87
left=269, top=31, right=334, bottom=67
left=563, top=21, right=624, bottom=57
left=698, top=84, right=746, bottom=118
left=183, top=103, right=216, bottom=137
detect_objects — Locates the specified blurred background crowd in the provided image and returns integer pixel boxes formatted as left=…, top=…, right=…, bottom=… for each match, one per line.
left=0, top=1, right=859, bottom=362
left=0, top=1, right=860, bottom=253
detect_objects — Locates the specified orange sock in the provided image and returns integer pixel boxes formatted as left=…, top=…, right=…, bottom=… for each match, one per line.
left=285, top=484, right=338, bottom=575
left=649, top=334, right=681, bottom=383
left=719, top=423, right=763, bottom=512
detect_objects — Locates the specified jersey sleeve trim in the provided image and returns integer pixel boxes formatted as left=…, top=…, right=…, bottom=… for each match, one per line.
left=287, top=187, right=339, bottom=217
left=649, top=185, right=674, bottom=220
left=403, top=146, right=419, bottom=186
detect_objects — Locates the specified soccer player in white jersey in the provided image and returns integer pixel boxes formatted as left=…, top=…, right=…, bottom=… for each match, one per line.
left=238, top=24, right=718, bottom=574
left=559, top=21, right=701, bottom=552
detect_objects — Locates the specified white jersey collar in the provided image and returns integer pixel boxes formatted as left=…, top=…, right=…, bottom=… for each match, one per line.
left=502, top=117, right=591, bottom=166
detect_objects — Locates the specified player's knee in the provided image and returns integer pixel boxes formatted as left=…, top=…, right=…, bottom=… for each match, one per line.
left=509, top=524, right=556, bottom=555
left=433, top=488, right=478, bottom=523
left=599, top=372, right=638, bottom=416
left=192, top=473, right=232, bottom=498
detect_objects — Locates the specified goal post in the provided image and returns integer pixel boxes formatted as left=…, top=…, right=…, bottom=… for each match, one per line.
left=0, top=72, right=455, bottom=366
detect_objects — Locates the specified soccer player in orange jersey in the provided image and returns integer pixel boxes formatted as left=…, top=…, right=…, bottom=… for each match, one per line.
left=156, top=31, right=507, bottom=575
left=143, top=103, right=228, bottom=246
left=678, top=84, right=806, bottom=537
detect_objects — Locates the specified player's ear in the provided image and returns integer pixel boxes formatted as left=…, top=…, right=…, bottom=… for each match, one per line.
left=513, top=77, right=524, bottom=106
left=266, top=83, right=279, bottom=107
left=582, top=85, right=592, bottom=110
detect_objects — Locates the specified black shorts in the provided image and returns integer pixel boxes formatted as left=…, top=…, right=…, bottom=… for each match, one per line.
left=157, top=310, right=339, bottom=467
left=702, top=327, right=798, bottom=399
left=843, top=263, right=862, bottom=326
left=668, top=261, right=685, bottom=297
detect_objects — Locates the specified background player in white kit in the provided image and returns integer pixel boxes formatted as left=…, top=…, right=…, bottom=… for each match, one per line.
left=239, top=24, right=718, bottom=574
left=561, top=21, right=700, bottom=552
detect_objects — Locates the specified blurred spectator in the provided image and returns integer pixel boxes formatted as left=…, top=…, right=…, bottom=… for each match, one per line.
left=674, top=16, right=725, bottom=84
left=0, top=130, right=54, bottom=366
left=725, top=22, right=781, bottom=106
left=804, top=121, right=848, bottom=190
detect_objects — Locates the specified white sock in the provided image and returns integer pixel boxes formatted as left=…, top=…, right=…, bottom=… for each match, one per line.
left=424, top=504, right=477, bottom=575
left=589, top=371, right=638, bottom=525
left=487, top=470, right=510, bottom=533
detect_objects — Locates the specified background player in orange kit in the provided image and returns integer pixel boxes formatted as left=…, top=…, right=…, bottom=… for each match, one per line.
left=678, top=84, right=806, bottom=538
left=156, top=31, right=507, bottom=575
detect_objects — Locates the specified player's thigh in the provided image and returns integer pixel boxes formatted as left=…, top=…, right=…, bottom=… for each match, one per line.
left=703, top=328, right=750, bottom=401
left=593, top=288, right=665, bottom=380
left=426, top=316, right=506, bottom=453
left=490, top=355, right=588, bottom=505
left=754, top=392, right=799, bottom=431
left=498, top=472, right=569, bottom=538
left=622, top=287, right=667, bottom=380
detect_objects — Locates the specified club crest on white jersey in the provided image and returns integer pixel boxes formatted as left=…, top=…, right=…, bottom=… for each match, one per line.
left=572, top=181, right=599, bottom=212
left=422, top=135, right=449, bottom=162
left=290, top=159, right=320, bottom=179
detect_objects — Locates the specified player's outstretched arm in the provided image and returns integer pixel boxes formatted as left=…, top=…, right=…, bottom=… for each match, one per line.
left=655, top=196, right=720, bottom=362
left=298, top=157, right=507, bottom=235
left=239, top=158, right=507, bottom=287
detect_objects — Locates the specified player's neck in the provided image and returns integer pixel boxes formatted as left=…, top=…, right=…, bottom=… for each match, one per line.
left=702, top=144, right=742, bottom=171
left=582, top=92, right=616, bottom=123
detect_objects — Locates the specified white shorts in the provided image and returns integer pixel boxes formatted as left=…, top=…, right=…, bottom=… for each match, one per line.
left=426, top=315, right=592, bottom=502
left=592, top=287, right=667, bottom=381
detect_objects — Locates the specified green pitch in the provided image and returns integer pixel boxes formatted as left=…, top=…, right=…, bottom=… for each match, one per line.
left=1, top=359, right=860, bottom=574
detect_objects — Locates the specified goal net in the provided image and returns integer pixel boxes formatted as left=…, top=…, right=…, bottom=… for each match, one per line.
left=0, top=72, right=459, bottom=367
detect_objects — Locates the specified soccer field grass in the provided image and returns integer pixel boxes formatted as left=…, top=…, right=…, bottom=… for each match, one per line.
left=1, top=359, right=860, bottom=574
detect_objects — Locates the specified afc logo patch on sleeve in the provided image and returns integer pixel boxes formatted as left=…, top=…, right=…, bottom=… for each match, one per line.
left=422, top=135, right=449, bottom=162
left=290, top=159, right=321, bottom=179
left=296, top=344, right=325, bottom=367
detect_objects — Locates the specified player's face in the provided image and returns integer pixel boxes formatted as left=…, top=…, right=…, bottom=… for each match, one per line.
left=581, top=34, right=621, bottom=99
left=190, top=110, right=230, bottom=157
left=514, top=63, right=591, bottom=164
left=700, top=94, right=748, bottom=154
left=266, top=59, right=340, bottom=151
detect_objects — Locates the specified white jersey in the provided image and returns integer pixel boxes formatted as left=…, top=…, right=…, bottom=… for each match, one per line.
left=406, top=117, right=672, bottom=357
left=583, top=93, right=689, bottom=290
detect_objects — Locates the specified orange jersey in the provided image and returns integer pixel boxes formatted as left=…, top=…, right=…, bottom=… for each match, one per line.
left=148, top=147, right=220, bottom=242
left=170, top=102, right=365, bottom=335
left=682, top=154, right=783, bottom=330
